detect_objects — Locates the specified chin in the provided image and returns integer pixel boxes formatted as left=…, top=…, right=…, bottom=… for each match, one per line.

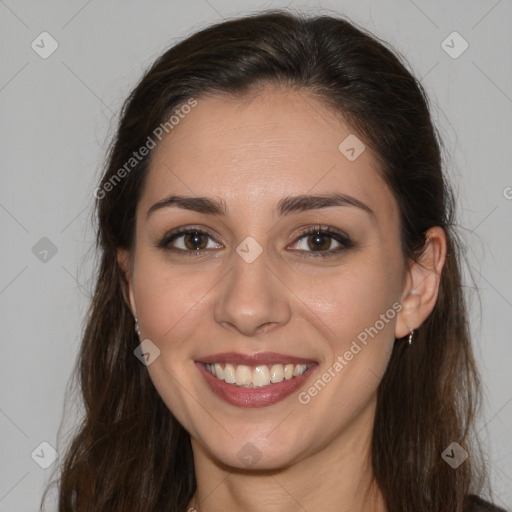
left=203, top=430, right=311, bottom=473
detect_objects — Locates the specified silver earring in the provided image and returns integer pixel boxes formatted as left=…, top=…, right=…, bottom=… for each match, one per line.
left=408, top=328, right=415, bottom=345
left=134, top=317, right=141, bottom=336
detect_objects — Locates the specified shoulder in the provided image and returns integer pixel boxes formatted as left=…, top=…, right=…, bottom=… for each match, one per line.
left=465, top=494, right=509, bottom=512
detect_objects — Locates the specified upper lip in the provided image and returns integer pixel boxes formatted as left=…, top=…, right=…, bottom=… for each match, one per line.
left=197, top=352, right=317, bottom=366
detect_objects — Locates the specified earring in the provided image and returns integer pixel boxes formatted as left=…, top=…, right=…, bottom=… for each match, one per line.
left=134, top=317, right=141, bottom=336
left=408, top=328, right=415, bottom=345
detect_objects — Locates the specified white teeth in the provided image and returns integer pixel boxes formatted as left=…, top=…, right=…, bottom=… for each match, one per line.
left=223, top=363, right=236, bottom=384
left=214, top=363, right=224, bottom=380
left=205, top=362, right=312, bottom=387
left=235, top=365, right=252, bottom=386
left=270, top=364, right=284, bottom=383
left=293, top=364, right=307, bottom=377
left=252, top=366, right=271, bottom=387
left=284, top=364, right=294, bottom=379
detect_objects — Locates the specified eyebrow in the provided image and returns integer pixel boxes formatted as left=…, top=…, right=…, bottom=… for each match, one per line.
left=146, top=192, right=375, bottom=219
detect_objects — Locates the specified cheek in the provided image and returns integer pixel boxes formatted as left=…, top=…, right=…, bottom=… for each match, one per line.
left=133, top=252, right=218, bottom=345
left=293, top=261, right=400, bottom=425
left=300, top=259, right=399, bottom=345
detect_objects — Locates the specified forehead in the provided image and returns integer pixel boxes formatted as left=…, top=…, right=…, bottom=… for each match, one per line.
left=139, top=87, right=398, bottom=227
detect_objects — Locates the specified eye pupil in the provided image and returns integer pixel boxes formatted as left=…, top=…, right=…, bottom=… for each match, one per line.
left=185, top=232, right=207, bottom=250
left=308, top=234, right=330, bottom=251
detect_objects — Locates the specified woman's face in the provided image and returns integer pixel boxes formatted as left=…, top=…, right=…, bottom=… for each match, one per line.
left=120, top=86, right=409, bottom=470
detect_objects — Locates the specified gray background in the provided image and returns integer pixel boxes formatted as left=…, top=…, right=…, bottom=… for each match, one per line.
left=0, top=1, right=511, bottom=510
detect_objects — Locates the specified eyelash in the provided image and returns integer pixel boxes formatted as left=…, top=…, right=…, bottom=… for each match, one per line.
left=156, top=225, right=354, bottom=259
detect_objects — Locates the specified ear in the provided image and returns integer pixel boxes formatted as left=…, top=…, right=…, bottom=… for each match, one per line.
left=395, top=226, right=447, bottom=339
left=117, top=248, right=137, bottom=317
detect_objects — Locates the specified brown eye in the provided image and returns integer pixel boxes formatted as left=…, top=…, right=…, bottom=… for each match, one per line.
left=290, top=226, right=354, bottom=258
left=157, top=225, right=353, bottom=258
left=157, top=228, right=222, bottom=255
left=183, top=231, right=209, bottom=250
left=306, top=233, right=333, bottom=251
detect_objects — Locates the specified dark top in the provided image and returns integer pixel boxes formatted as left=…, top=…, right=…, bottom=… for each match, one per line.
left=465, top=495, right=509, bottom=512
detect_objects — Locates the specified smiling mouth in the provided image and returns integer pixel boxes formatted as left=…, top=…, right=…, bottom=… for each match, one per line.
left=204, top=362, right=314, bottom=388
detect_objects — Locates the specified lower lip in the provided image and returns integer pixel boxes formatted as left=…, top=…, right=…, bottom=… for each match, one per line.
left=196, top=362, right=317, bottom=408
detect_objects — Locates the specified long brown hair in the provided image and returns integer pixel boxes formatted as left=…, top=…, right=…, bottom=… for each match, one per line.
left=41, top=9, right=495, bottom=511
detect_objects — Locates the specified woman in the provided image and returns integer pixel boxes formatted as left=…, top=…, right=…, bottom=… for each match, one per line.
left=42, top=9, right=507, bottom=512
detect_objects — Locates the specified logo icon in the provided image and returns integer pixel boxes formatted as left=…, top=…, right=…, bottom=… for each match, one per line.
left=31, top=32, right=59, bottom=59
left=441, top=32, right=468, bottom=59
left=31, top=441, right=58, bottom=469
left=338, top=134, right=365, bottom=161
left=441, top=441, right=468, bottom=468
left=32, top=237, right=58, bottom=263
left=237, top=442, right=262, bottom=468
left=134, top=339, right=161, bottom=366
left=236, top=236, right=263, bottom=263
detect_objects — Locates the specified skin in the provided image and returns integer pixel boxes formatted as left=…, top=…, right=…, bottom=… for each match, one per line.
left=118, top=85, right=447, bottom=512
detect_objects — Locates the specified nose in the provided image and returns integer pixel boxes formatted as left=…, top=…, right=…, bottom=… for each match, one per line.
left=213, top=247, right=292, bottom=337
